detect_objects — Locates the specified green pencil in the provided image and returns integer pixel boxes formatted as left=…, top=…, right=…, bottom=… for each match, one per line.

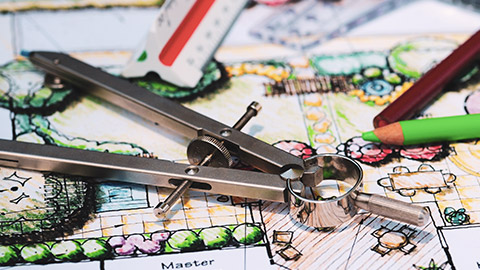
left=362, top=114, right=480, bottom=145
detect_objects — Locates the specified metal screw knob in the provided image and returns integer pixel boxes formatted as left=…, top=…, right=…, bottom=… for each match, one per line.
left=154, top=101, right=262, bottom=216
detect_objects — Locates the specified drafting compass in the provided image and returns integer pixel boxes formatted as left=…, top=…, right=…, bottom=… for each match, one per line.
left=0, top=51, right=429, bottom=228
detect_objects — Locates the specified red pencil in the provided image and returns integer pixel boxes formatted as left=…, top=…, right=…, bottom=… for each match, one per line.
left=373, top=30, right=480, bottom=128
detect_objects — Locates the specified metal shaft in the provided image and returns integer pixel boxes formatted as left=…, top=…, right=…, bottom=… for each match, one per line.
left=154, top=102, right=262, bottom=216
left=29, top=52, right=304, bottom=175
left=0, top=139, right=288, bottom=202
left=154, top=179, right=192, bottom=214
left=232, top=101, right=261, bottom=130
left=354, top=193, right=429, bottom=227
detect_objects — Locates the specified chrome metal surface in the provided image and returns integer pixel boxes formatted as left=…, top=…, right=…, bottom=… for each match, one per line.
left=159, top=103, right=262, bottom=215
left=232, top=101, right=262, bottom=130
left=154, top=179, right=192, bottom=217
left=353, top=192, right=429, bottom=227
left=287, top=154, right=430, bottom=227
left=44, top=73, right=68, bottom=90
left=158, top=101, right=259, bottom=215
left=0, top=139, right=287, bottom=202
left=4, top=51, right=430, bottom=229
left=187, top=136, right=233, bottom=167
left=156, top=135, right=232, bottom=215
left=29, top=51, right=304, bottom=175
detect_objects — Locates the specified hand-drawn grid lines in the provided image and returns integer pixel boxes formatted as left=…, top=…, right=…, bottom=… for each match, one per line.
left=61, top=187, right=263, bottom=240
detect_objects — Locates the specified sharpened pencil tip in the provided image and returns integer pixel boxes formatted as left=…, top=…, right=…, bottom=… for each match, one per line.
left=362, top=131, right=381, bottom=143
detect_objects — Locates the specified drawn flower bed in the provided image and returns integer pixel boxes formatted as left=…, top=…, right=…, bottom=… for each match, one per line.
left=272, top=140, right=316, bottom=160
left=226, top=60, right=292, bottom=83
left=131, top=60, right=228, bottom=99
left=310, top=38, right=457, bottom=106
left=348, top=66, right=411, bottom=106
left=337, top=136, right=450, bottom=165
left=0, top=60, right=77, bottom=116
left=0, top=223, right=264, bottom=266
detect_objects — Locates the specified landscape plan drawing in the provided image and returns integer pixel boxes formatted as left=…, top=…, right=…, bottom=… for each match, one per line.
left=1, top=0, right=480, bottom=269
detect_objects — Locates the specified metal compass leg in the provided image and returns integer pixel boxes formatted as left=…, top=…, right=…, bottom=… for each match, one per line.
left=154, top=102, right=262, bottom=216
